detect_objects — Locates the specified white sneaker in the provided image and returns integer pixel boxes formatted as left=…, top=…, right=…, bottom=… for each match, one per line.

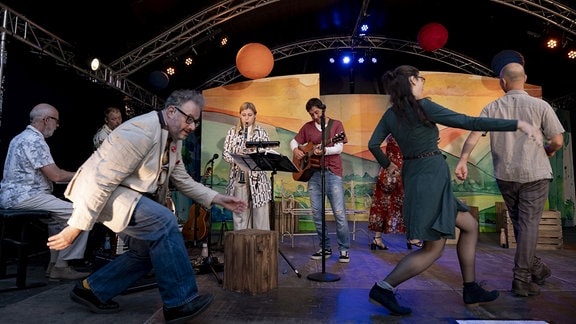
left=338, top=250, right=350, bottom=263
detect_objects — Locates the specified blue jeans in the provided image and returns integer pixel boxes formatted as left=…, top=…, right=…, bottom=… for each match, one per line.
left=87, top=196, right=198, bottom=308
left=308, top=169, right=350, bottom=252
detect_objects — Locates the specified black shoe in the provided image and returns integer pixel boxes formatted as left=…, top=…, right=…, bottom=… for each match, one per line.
left=406, top=240, right=422, bottom=250
left=163, top=294, right=214, bottom=324
left=463, top=282, right=500, bottom=304
left=370, top=239, right=388, bottom=250
left=70, top=282, right=120, bottom=314
left=368, top=283, right=412, bottom=315
left=310, top=248, right=332, bottom=260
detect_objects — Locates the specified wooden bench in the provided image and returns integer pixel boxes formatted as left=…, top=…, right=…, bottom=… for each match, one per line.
left=0, top=209, right=51, bottom=292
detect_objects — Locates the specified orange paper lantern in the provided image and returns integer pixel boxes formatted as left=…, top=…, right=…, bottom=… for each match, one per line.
left=236, top=43, right=274, bottom=79
left=417, top=23, right=448, bottom=52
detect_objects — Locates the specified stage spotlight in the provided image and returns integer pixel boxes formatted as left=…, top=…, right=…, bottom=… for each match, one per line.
left=166, top=66, right=175, bottom=76
left=184, top=57, right=193, bottom=66
left=220, top=36, right=229, bottom=47
left=329, top=57, right=335, bottom=63
left=90, top=58, right=100, bottom=71
left=371, top=57, right=377, bottom=63
left=342, top=55, right=352, bottom=65
left=568, top=50, right=576, bottom=59
left=359, top=24, right=369, bottom=36
left=546, top=38, right=558, bottom=49
left=357, top=57, right=365, bottom=64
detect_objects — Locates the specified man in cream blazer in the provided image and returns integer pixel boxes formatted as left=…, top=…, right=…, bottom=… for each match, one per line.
left=47, top=89, right=247, bottom=323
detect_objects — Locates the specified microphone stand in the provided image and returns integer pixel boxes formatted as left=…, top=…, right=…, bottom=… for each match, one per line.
left=202, top=158, right=223, bottom=284
left=307, top=105, right=339, bottom=282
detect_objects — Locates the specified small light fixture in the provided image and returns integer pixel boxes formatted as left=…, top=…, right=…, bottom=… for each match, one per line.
left=90, top=58, right=100, bottom=71
left=568, top=50, right=576, bottom=59
left=546, top=38, right=558, bottom=49
left=220, top=36, right=229, bottom=47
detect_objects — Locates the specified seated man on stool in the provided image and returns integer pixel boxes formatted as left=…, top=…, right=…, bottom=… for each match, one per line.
left=0, top=103, right=90, bottom=280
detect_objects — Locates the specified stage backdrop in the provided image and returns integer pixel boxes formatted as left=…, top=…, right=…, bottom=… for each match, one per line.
left=190, top=73, right=573, bottom=233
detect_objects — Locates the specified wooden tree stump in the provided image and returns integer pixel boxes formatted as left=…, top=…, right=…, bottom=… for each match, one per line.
left=223, top=229, right=278, bottom=294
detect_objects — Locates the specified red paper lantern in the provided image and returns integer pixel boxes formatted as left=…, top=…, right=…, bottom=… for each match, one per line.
left=236, top=43, right=274, bottom=79
left=417, top=23, right=449, bottom=52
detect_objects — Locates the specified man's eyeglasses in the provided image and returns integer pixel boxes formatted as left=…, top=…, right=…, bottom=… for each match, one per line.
left=417, top=76, right=426, bottom=83
left=172, top=106, right=201, bottom=127
left=46, top=116, right=59, bottom=125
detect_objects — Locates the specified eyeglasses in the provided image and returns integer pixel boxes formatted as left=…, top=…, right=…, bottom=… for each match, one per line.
left=46, top=116, right=59, bottom=125
left=417, top=76, right=426, bottom=83
left=172, top=106, right=201, bottom=127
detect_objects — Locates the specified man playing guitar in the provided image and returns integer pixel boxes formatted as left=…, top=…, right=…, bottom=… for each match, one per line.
left=289, top=98, right=351, bottom=264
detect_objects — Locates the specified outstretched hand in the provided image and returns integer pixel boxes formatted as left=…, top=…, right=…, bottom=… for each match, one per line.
left=517, top=120, right=543, bottom=146
left=47, top=226, right=82, bottom=251
left=213, top=194, right=248, bottom=214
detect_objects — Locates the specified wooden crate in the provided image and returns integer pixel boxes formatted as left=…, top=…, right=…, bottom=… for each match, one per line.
left=505, top=210, right=563, bottom=250
left=495, top=201, right=507, bottom=230
left=223, top=229, right=278, bottom=294
left=446, top=206, right=478, bottom=245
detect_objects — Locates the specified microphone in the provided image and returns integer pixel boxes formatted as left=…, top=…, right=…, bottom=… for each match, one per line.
left=244, top=122, right=249, bottom=142
left=207, top=153, right=219, bottom=164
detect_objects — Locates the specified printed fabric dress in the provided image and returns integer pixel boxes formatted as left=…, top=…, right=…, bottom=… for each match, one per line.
left=368, top=136, right=405, bottom=234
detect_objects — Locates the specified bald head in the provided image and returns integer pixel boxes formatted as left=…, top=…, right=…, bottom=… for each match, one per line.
left=30, top=103, right=57, bottom=123
left=29, top=103, right=59, bottom=138
left=499, top=62, right=526, bottom=92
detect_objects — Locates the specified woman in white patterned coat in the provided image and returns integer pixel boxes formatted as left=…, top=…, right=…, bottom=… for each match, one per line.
left=223, top=102, right=272, bottom=230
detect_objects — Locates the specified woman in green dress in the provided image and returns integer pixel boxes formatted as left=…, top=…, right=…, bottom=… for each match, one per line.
left=366, top=65, right=542, bottom=315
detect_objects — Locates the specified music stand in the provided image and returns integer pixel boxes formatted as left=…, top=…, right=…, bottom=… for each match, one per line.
left=231, top=148, right=302, bottom=277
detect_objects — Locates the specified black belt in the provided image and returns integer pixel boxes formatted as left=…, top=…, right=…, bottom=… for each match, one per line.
left=403, top=150, right=442, bottom=160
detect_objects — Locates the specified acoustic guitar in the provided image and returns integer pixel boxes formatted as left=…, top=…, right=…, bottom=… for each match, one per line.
left=182, top=167, right=212, bottom=241
left=292, top=131, right=345, bottom=182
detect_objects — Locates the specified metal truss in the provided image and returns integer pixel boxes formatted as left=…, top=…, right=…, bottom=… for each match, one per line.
left=550, top=92, right=576, bottom=110
left=108, top=0, right=280, bottom=78
left=490, top=0, right=576, bottom=37
left=2, top=0, right=574, bottom=110
left=0, top=5, right=160, bottom=110
left=197, top=35, right=494, bottom=90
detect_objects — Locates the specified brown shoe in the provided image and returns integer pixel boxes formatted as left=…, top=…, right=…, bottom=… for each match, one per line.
left=50, top=266, right=91, bottom=281
left=512, top=279, right=540, bottom=297
left=531, top=256, right=551, bottom=285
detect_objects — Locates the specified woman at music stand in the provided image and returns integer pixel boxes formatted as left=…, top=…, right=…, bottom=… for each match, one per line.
left=222, top=102, right=272, bottom=230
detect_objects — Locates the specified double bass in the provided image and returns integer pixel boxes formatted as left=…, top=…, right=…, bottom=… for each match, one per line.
left=181, top=167, right=211, bottom=242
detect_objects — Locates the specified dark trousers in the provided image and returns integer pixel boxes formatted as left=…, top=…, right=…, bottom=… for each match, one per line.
left=497, top=178, right=550, bottom=282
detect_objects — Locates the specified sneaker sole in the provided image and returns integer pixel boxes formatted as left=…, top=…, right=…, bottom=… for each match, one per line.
left=338, top=259, right=350, bottom=263
left=310, top=255, right=332, bottom=260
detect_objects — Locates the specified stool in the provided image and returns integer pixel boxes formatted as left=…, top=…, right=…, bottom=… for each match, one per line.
left=223, top=229, right=278, bottom=295
left=0, top=209, right=51, bottom=292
